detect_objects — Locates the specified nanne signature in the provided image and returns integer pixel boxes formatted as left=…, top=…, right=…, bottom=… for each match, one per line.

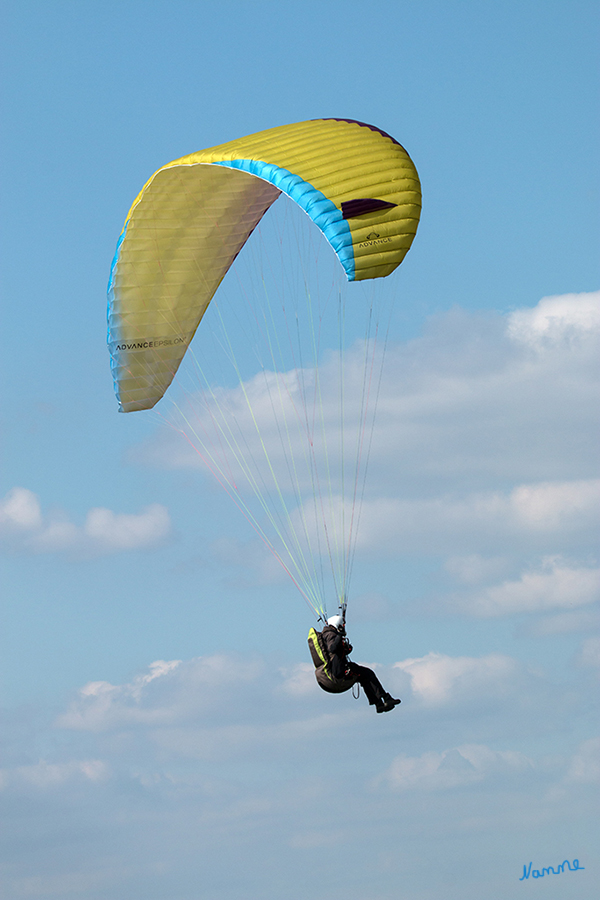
left=520, top=858, right=584, bottom=880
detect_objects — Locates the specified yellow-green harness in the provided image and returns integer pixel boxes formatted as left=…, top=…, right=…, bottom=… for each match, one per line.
left=307, top=627, right=356, bottom=694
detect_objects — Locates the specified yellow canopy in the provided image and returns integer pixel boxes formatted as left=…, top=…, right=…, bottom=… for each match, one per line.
left=108, top=118, right=421, bottom=412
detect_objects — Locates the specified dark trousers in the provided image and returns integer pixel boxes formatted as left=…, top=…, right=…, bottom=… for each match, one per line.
left=347, top=663, right=387, bottom=705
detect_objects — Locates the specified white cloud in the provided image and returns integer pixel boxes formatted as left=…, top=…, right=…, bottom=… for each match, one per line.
left=55, top=654, right=361, bottom=762
left=564, top=737, right=600, bottom=784
left=507, top=291, right=600, bottom=345
left=378, top=743, right=533, bottom=791
left=456, top=557, right=600, bottom=617
left=137, top=291, right=600, bottom=496
left=394, top=652, right=520, bottom=705
left=55, top=649, right=541, bottom=746
left=0, top=486, right=43, bottom=532
left=56, top=659, right=184, bottom=731
left=1, top=647, right=587, bottom=787
left=0, top=759, right=108, bottom=791
left=510, top=479, right=600, bottom=531
left=55, top=656, right=308, bottom=735
left=278, top=663, right=318, bottom=697
left=3, top=640, right=595, bottom=898
left=83, top=505, right=171, bottom=552
left=127, top=292, right=599, bottom=609
left=346, top=479, right=600, bottom=554
left=0, top=488, right=172, bottom=556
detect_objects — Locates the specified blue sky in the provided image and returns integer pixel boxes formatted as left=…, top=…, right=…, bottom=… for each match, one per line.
left=1, top=2, right=599, bottom=898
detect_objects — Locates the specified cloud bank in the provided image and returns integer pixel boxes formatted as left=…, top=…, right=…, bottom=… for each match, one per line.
left=128, top=291, right=600, bottom=628
left=139, top=290, right=599, bottom=491
left=2, top=650, right=597, bottom=900
left=0, top=487, right=171, bottom=556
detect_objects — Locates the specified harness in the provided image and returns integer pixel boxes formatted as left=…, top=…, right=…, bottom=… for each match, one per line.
left=307, top=627, right=332, bottom=680
left=307, top=626, right=357, bottom=695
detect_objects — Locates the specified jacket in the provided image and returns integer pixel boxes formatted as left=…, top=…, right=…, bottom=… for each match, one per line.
left=320, top=625, right=353, bottom=678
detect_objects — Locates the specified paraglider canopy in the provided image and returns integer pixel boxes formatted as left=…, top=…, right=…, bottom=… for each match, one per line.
left=107, top=118, right=421, bottom=413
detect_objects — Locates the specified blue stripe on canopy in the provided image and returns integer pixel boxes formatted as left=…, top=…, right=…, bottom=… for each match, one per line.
left=212, top=159, right=356, bottom=281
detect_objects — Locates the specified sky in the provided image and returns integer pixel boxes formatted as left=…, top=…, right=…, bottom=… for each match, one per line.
left=0, top=1, right=599, bottom=898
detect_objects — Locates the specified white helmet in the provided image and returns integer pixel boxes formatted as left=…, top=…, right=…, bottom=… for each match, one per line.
left=327, top=615, right=344, bottom=631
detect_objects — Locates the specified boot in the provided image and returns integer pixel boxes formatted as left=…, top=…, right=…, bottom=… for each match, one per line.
left=376, top=694, right=401, bottom=713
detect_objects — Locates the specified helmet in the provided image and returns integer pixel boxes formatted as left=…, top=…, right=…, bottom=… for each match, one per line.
left=327, top=615, right=344, bottom=631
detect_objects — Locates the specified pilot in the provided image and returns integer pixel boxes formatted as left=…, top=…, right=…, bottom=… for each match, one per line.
left=309, top=615, right=401, bottom=714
